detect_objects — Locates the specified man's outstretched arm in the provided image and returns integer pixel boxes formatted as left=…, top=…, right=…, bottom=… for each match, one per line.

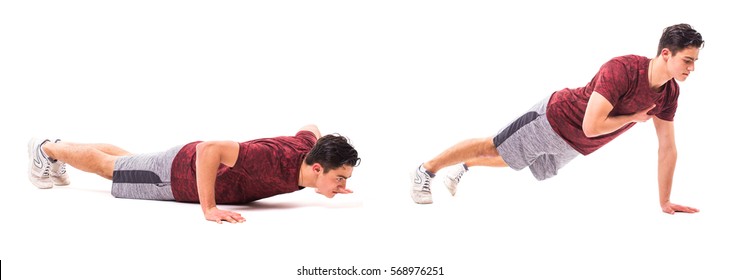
left=653, top=117, right=699, bottom=214
left=195, top=141, right=245, bottom=223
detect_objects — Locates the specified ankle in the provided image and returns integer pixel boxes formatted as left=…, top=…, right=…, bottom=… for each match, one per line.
left=41, top=143, right=58, bottom=162
left=419, top=164, right=436, bottom=178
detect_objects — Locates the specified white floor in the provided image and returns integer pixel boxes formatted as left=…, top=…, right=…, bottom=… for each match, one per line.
left=2, top=1, right=738, bottom=279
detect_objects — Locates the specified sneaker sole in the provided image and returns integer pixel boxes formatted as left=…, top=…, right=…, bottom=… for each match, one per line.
left=443, top=177, right=457, bottom=196
left=51, top=178, right=70, bottom=186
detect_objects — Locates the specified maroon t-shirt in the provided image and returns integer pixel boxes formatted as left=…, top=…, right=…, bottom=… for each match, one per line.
left=547, top=55, right=679, bottom=155
left=170, top=130, right=317, bottom=204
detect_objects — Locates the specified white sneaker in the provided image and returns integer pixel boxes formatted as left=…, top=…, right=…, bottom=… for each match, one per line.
left=28, top=138, right=53, bottom=189
left=50, top=139, right=70, bottom=186
left=444, top=163, right=467, bottom=196
left=410, top=164, right=434, bottom=204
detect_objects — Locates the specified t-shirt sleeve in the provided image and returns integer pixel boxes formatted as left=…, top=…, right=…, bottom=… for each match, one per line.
left=295, top=130, right=318, bottom=146
left=593, top=59, right=630, bottom=106
left=656, top=84, right=679, bottom=121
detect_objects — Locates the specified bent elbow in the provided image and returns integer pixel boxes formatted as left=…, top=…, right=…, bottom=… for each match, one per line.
left=658, top=145, right=678, bottom=157
left=582, top=125, right=599, bottom=138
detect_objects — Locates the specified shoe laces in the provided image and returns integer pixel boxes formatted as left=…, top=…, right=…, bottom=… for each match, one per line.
left=42, top=160, right=51, bottom=177
left=451, top=168, right=465, bottom=183
left=421, top=173, right=431, bottom=192
left=56, top=162, right=67, bottom=175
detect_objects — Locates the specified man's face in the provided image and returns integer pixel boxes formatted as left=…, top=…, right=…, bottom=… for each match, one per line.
left=667, top=46, right=700, bottom=82
left=314, top=164, right=354, bottom=198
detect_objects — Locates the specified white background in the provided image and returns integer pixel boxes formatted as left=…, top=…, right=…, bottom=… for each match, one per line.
left=1, top=1, right=737, bottom=279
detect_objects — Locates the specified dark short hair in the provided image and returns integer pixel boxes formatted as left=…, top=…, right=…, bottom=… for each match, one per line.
left=305, top=134, right=360, bottom=172
left=658, top=23, right=704, bottom=56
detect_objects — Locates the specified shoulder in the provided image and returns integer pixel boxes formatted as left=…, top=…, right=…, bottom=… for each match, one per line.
left=602, top=55, right=646, bottom=70
left=608, top=54, right=647, bottom=63
left=295, top=130, right=318, bottom=146
left=596, top=55, right=647, bottom=84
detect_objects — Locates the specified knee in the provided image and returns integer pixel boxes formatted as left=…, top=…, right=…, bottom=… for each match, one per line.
left=476, top=138, right=499, bottom=157
left=98, top=158, right=116, bottom=180
left=96, top=168, right=113, bottom=180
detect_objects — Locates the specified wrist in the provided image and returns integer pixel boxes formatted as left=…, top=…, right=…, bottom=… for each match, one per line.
left=201, top=203, right=218, bottom=213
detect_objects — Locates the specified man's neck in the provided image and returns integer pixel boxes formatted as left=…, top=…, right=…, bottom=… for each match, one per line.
left=298, top=162, right=316, bottom=188
left=649, top=58, right=669, bottom=91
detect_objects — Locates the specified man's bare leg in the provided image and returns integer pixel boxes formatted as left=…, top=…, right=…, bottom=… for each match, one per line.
left=442, top=155, right=508, bottom=196
left=411, top=137, right=502, bottom=204
left=463, top=156, right=507, bottom=168
left=43, top=142, right=132, bottom=180
left=423, top=137, right=502, bottom=174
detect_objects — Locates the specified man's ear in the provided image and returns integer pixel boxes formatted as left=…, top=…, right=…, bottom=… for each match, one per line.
left=312, top=163, right=323, bottom=174
left=661, top=48, right=671, bottom=60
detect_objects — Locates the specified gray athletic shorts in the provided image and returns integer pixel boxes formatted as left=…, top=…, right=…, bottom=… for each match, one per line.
left=493, top=97, right=579, bottom=181
left=111, top=145, right=184, bottom=201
